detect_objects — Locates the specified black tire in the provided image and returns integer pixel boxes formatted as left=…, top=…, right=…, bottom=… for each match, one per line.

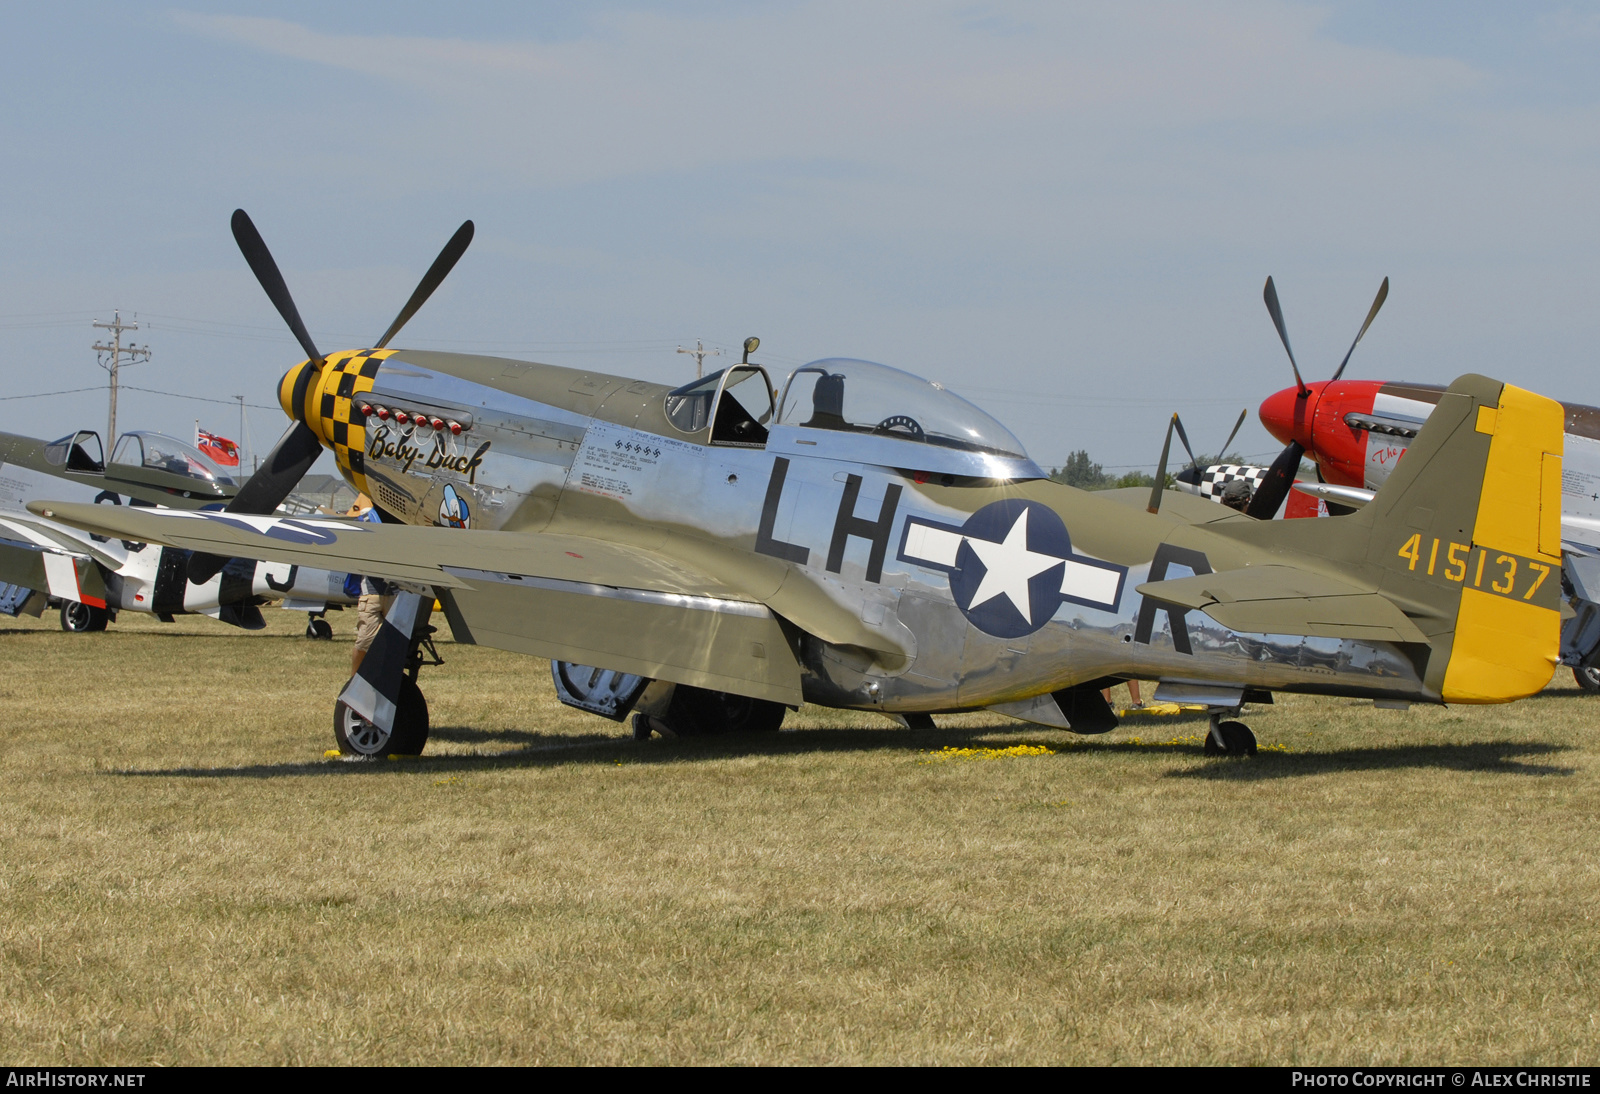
left=1575, top=665, right=1600, bottom=692
left=59, top=601, right=108, bottom=633
left=333, top=679, right=430, bottom=757
left=1205, top=720, right=1257, bottom=757
left=663, top=685, right=785, bottom=736
left=306, top=618, right=334, bottom=640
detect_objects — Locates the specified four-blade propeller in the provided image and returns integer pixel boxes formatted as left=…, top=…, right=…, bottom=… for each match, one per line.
left=1244, top=275, right=1389, bottom=520
left=186, top=211, right=475, bottom=585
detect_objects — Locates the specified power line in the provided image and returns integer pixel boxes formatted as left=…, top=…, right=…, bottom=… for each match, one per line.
left=0, top=385, right=107, bottom=402
left=122, top=386, right=278, bottom=410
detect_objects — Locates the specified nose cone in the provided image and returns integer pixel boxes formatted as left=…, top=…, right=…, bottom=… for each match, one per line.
left=278, top=359, right=315, bottom=423
left=1259, top=383, right=1320, bottom=447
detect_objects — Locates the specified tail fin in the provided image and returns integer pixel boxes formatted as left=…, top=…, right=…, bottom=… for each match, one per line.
left=1222, top=373, right=1564, bottom=703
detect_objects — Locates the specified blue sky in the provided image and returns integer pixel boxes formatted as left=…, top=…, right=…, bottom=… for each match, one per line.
left=3, top=2, right=1598, bottom=474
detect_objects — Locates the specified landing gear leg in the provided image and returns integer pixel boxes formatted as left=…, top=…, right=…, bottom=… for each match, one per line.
left=332, top=594, right=442, bottom=757
left=1204, top=712, right=1257, bottom=757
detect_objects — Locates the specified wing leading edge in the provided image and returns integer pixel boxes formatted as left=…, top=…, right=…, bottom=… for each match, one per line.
left=30, top=500, right=804, bottom=704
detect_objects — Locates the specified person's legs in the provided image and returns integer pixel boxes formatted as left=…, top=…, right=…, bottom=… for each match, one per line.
left=351, top=593, right=388, bottom=675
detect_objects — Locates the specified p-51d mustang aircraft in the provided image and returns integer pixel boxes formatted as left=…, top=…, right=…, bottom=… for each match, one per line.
left=0, top=424, right=354, bottom=632
left=35, top=212, right=1567, bottom=758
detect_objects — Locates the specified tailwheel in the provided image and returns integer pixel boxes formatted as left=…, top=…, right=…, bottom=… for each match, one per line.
left=1204, top=719, right=1257, bottom=757
left=333, top=679, right=430, bottom=757
left=1574, top=665, right=1600, bottom=692
left=306, top=617, right=334, bottom=640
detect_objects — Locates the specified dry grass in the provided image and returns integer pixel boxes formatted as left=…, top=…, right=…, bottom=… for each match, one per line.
left=0, top=608, right=1595, bottom=1065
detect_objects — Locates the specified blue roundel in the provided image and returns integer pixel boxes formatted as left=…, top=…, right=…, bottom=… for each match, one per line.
left=946, top=499, right=1072, bottom=639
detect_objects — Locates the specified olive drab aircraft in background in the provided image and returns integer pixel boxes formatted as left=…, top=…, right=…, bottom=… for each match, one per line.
left=0, top=424, right=356, bottom=633
left=1186, top=276, right=1600, bottom=690
left=35, top=211, right=1569, bottom=759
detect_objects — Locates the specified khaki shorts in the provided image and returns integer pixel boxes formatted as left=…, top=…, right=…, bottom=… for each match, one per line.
left=354, top=593, right=396, bottom=653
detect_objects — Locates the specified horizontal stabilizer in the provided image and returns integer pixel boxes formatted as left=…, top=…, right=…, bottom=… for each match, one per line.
left=1138, top=565, right=1429, bottom=644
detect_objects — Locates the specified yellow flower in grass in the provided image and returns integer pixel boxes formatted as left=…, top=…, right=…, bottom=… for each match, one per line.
left=922, top=743, right=1055, bottom=763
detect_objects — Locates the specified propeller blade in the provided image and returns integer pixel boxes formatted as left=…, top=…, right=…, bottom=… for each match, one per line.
left=228, top=420, right=325, bottom=514
left=1244, top=440, right=1305, bottom=520
left=186, top=420, right=326, bottom=583
left=1171, top=413, right=1198, bottom=470
left=231, top=209, right=323, bottom=364
left=1263, top=276, right=1305, bottom=395
left=1148, top=414, right=1178, bottom=514
left=375, top=220, right=475, bottom=349
left=1217, top=408, right=1247, bottom=464
left=1329, top=275, right=1389, bottom=382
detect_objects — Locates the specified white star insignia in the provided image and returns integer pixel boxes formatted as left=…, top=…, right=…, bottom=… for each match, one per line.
left=963, top=509, right=1064, bottom=622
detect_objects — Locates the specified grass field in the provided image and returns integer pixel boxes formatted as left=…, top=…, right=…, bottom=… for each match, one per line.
left=0, top=607, right=1595, bottom=1065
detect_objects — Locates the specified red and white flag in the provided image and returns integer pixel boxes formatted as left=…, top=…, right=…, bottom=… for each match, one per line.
left=196, top=428, right=240, bottom=467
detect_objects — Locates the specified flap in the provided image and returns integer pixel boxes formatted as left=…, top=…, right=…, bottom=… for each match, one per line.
left=1138, top=564, right=1429, bottom=644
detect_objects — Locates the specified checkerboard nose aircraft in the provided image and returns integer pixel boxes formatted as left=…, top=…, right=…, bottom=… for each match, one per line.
left=33, top=213, right=1569, bottom=758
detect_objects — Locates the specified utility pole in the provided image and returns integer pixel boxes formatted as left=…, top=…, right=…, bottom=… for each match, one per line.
left=677, top=339, right=721, bottom=379
left=92, top=311, right=150, bottom=446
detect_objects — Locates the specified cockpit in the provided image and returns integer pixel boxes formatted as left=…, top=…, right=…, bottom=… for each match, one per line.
left=110, top=431, right=238, bottom=487
left=665, top=366, right=775, bottom=446
left=43, top=431, right=105, bottom=473
left=775, top=359, right=1031, bottom=459
left=661, top=357, right=1042, bottom=479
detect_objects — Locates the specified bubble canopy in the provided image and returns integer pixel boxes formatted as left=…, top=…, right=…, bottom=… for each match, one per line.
left=772, top=359, right=1041, bottom=478
left=110, top=431, right=238, bottom=487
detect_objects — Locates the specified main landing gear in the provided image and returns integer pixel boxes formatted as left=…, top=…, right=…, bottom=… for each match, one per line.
left=335, top=678, right=430, bottom=756
left=332, top=599, right=443, bottom=758
left=1205, top=715, right=1257, bottom=757
left=631, top=685, right=786, bottom=739
left=59, top=601, right=109, bottom=632
left=549, top=659, right=786, bottom=739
